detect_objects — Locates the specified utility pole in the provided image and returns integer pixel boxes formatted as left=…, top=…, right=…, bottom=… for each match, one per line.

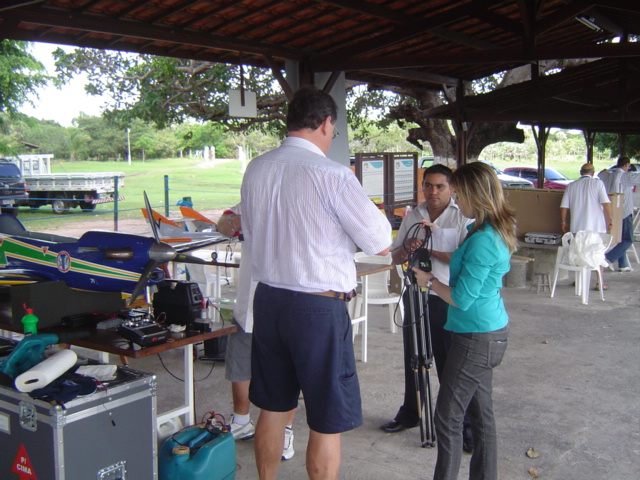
left=127, top=128, right=131, bottom=165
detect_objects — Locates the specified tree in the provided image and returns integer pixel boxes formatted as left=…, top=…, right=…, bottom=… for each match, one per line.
left=54, top=49, right=287, bottom=134
left=0, top=40, right=49, bottom=116
left=54, top=48, right=600, bottom=165
left=0, top=40, right=50, bottom=154
left=593, top=133, right=640, bottom=160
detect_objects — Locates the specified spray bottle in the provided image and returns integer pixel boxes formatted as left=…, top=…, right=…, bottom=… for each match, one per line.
left=21, top=304, right=39, bottom=335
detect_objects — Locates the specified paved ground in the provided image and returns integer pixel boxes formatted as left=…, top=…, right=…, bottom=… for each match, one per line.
left=123, top=253, right=639, bottom=480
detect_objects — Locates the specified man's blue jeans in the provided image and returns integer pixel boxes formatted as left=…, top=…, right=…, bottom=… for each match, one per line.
left=605, top=214, right=633, bottom=269
left=433, top=326, right=508, bottom=480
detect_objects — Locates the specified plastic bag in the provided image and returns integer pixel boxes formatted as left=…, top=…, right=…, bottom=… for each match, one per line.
left=566, top=231, right=608, bottom=269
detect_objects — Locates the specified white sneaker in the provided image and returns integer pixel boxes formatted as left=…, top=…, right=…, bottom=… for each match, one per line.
left=619, top=266, right=633, bottom=272
left=282, top=427, right=295, bottom=460
left=229, top=415, right=255, bottom=440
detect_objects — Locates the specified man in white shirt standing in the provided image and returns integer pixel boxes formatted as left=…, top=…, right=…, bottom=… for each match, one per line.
left=560, top=163, right=613, bottom=289
left=599, top=156, right=640, bottom=272
left=560, top=163, right=613, bottom=234
left=241, top=86, right=391, bottom=480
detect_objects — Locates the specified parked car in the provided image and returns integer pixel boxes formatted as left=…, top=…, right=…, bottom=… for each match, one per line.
left=479, top=161, right=534, bottom=188
left=420, top=158, right=533, bottom=188
left=420, top=155, right=434, bottom=168
left=0, top=159, right=27, bottom=215
left=608, top=162, right=640, bottom=172
left=503, top=166, right=572, bottom=189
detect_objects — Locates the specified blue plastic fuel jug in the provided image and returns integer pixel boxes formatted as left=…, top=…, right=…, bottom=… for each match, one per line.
left=158, top=425, right=236, bottom=480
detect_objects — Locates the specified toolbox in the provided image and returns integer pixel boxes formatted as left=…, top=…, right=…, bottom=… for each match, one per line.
left=0, top=364, right=157, bottom=480
left=524, top=231, right=563, bottom=245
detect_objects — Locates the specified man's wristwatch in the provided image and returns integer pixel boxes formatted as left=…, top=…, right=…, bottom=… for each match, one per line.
left=425, top=277, right=435, bottom=289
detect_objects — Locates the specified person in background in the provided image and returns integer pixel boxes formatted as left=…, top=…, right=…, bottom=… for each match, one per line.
left=560, top=163, right=613, bottom=289
left=217, top=206, right=295, bottom=460
left=411, top=162, right=515, bottom=480
left=379, top=164, right=475, bottom=452
left=598, top=156, right=640, bottom=272
left=241, top=85, right=391, bottom=480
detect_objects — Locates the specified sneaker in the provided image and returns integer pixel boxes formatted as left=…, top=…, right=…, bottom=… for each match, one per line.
left=282, top=427, right=295, bottom=460
left=229, top=415, right=255, bottom=440
left=619, top=266, right=633, bottom=272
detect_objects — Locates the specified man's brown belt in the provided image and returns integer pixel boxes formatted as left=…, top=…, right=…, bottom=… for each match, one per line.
left=307, top=289, right=356, bottom=302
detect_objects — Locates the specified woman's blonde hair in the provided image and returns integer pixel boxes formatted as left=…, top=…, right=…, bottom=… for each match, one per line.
left=451, top=162, right=518, bottom=253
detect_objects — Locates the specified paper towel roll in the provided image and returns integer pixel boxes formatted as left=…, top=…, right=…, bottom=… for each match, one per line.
left=15, top=349, right=78, bottom=393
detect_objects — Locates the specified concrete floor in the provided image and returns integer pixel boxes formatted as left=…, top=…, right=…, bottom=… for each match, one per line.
left=128, top=261, right=639, bottom=480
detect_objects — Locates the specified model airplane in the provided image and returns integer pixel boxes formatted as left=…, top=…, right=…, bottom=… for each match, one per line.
left=0, top=193, right=226, bottom=305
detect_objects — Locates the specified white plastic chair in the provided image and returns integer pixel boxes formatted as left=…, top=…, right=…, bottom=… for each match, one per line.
left=353, top=252, right=403, bottom=334
left=550, top=232, right=613, bottom=305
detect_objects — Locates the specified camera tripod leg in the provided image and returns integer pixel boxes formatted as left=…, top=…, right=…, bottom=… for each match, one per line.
left=405, top=278, right=436, bottom=448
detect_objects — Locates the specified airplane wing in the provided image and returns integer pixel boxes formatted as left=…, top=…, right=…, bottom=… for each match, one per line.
left=141, top=206, right=226, bottom=247
left=171, top=235, right=231, bottom=253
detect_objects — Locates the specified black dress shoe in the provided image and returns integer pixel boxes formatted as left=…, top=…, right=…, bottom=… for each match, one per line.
left=379, top=420, right=417, bottom=433
left=462, top=436, right=474, bottom=454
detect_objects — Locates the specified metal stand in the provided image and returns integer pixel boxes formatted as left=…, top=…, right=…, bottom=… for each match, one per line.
left=404, top=269, right=436, bottom=448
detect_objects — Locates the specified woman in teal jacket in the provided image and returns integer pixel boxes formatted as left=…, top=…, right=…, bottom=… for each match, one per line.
left=412, top=162, right=517, bottom=480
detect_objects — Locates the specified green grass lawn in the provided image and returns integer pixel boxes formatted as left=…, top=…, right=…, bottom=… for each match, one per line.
left=14, top=155, right=611, bottom=232
left=17, top=158, right=243, bottom=231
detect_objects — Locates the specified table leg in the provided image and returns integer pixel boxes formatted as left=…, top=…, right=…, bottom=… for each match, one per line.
left=156, top=343, right=195, bottom=428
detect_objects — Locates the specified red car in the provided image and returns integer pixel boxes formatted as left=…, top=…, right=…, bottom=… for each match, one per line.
left=503, top=166, right=573, bottom=189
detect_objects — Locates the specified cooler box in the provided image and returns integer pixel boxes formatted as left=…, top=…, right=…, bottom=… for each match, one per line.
left=524, top=232, right=562, bottom=245
left=0, top=366, right=157, bottom=480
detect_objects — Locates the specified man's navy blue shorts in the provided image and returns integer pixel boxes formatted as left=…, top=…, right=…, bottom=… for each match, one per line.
left=249, top=282, right=362, bottom=434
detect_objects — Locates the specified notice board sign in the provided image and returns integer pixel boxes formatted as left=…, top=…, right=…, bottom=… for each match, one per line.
left=354, top=153, right=387, bottom=206
left=388, top=153, right=418, bottom=205
left=353, top=152, right=418, bottom=226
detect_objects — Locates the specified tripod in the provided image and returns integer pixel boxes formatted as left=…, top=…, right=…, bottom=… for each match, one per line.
left=397, top=222, right=436, bottom=448
left=402, top=266, right=436, bottom=448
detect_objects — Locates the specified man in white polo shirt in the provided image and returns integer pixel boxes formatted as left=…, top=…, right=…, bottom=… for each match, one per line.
left=560, top=163, right=613, bottom=234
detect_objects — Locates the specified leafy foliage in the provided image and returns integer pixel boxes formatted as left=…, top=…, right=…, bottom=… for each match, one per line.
left=54, top=48, right=288, bottom=133
left=593, top=133, right=640, bottom=159
left=0, top=40, right=49, bottom=116
left=0, top=40, right=50, bottom=153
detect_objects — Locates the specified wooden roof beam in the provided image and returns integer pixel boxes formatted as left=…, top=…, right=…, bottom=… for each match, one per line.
left=0, top=1, right=43, bottom=12
left=10, top=6, right=305, bottom=60
left=310, top=41, right=640, bottom=72
left=370, top=68, right=458, bottom=87
left=311, top=0, right=504, bottom=63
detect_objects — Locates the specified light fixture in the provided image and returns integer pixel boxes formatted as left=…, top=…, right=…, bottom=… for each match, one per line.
left=575, top=15, right=603, bottom=32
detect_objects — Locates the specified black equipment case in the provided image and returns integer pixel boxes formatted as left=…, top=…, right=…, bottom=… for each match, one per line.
left=0, top=366, right=157, bottom=480
left=152, top=280, right=203, bottom=327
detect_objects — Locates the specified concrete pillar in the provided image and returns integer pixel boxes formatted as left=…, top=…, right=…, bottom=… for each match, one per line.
left=285, top=60, right=349, bottom=167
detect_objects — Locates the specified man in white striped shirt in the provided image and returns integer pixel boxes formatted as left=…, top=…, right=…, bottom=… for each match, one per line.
left=241, top=86, right=391, bottom=480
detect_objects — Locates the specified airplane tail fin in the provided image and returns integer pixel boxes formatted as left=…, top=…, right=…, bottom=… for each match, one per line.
left=140, top=208, right=182, bottom=228
left=179, top=206, right=216, bottom=225
left=179, top=206, right=216, bottom=232
left=0, top=214, right=27, bottom=235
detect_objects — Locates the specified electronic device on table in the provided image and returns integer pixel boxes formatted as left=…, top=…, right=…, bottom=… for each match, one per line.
left=524, top=232, right=562, bottom=245
left=117, top=310, right=168, bottom=347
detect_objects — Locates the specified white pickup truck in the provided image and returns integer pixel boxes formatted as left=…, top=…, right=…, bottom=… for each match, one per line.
left=8, top=154, right=125, bottom=214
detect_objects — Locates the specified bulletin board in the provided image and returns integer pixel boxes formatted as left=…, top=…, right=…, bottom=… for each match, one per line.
left=353, top=152, right=418, bottom=225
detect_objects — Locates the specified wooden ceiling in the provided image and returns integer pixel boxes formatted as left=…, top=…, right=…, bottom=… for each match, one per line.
left=1, top=0, right=639, bottom=132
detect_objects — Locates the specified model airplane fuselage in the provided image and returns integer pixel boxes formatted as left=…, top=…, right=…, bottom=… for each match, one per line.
left=0, top=214, right=163, bottom=294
